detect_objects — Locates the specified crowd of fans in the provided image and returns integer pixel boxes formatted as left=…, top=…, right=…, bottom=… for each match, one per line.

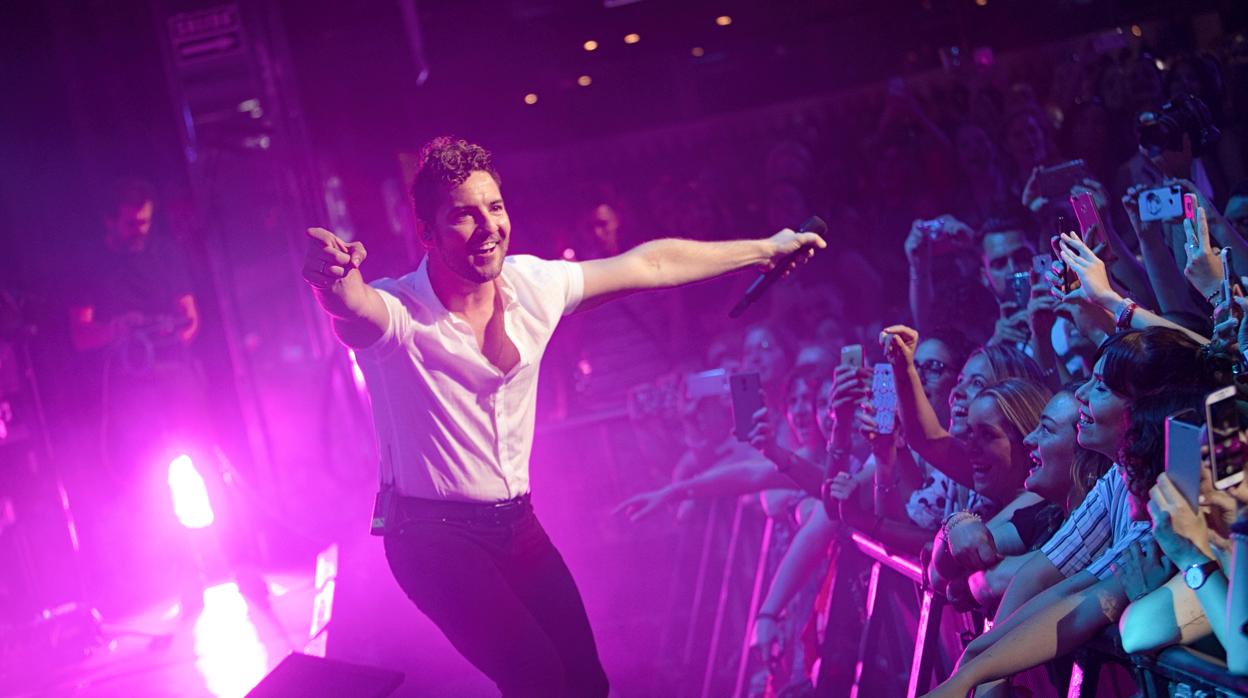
left=566, top=20, right=1248, bottom=698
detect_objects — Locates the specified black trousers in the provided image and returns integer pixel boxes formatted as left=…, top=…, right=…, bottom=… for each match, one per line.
left=383, top=499, right=609, bottom=697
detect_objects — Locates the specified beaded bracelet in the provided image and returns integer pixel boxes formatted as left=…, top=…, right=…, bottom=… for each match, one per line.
left=941, top=510, right=980, bottom=538
left=1114, top=299, right=1138, bottom=331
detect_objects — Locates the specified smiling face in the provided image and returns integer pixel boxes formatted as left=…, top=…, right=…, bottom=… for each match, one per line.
left=981, top=230, right=1032, bottom=302
left=787, top=379, right=821, bottom=450
left=425, top=170, right=510, bottom=284
left=1023, top=392, right=1080, bottom=504
left=1073, top=356, right=1130, bottom=458
left=965, top=395, right=1028, bottom=500
left=949, top=352, right=994, bottom=437
left=915, top=339, right=957, bottom=427
left=743, top=327, right=788, bottom=389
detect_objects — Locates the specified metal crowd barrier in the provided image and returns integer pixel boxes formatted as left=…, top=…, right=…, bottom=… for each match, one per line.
left=838, top=530, right=1248, bottom=698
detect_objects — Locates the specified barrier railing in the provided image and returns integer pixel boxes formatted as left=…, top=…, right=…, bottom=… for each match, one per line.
left=835, top=530, right=1248, bottom=698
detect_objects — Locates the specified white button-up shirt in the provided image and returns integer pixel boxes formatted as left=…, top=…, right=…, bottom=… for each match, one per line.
left=356, top=255, right=584, bottom=503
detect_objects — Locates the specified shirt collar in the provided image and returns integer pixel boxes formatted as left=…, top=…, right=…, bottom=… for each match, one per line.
left=414, top=255, right=520, bottom=315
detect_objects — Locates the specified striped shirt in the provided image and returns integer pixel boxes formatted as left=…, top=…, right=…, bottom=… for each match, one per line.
left=1040, top=465, right=1150, bottom=579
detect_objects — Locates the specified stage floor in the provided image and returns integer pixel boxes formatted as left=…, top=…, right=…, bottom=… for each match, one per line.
left=4, top=572, right=318, bottom=698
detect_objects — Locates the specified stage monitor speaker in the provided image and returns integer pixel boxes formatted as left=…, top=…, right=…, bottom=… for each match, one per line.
left=245, top=652, right=403, bottom=698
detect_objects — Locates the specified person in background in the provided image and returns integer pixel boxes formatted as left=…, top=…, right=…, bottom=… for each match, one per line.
left=68, top=177, right=209, bottom=617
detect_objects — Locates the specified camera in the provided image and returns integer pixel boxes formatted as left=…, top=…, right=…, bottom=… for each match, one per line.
left=1137, top=94, right=1221, bottom=158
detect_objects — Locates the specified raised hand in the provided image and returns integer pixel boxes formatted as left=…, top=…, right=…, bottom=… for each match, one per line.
left=1057, top=232, right=1118, bottom=308
left=303, top=227, right=367, bottom=290
left=1112, top=539, right=1172, bottom=603
left=762, top=227, right=827, bottom=272
left=1183, top=205, right=1222, bottom=300
left=1149, top=472, right=1217, bottom=570
left=1027, top=278, right=1060, bottom=338
left=989, top=302, right=1031, bottom=346
left=879, top=324, right=920, bottom=368
left=1021, top=166, right=1048, bottom=213
left=748, top=405, right=778, bottom=457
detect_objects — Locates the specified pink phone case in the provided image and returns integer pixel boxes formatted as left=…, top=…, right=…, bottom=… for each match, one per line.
left=1069, top=192, right=1103, bottom=244
left=1184, top=193, right=1198, bottom=221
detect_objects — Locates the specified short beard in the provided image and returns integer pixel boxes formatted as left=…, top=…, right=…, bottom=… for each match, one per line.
left=437, top=243, right=504, bottom=284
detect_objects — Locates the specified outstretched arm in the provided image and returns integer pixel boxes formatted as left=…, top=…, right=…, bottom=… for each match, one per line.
left=301, top=227, right=388, bottom=347
left=925, top=574, right=1127, bottom=698
left=578, top=230, right=825, bottom=306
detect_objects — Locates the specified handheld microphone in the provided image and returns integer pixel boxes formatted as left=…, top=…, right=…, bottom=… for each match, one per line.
left=728, top=216, right=826, bottom=319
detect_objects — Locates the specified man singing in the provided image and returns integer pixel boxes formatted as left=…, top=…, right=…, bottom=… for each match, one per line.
left=300, top=137, right=824, bottom=697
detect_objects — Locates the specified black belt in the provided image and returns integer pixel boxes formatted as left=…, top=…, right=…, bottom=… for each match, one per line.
left=394, top=492, right=533, bottom=527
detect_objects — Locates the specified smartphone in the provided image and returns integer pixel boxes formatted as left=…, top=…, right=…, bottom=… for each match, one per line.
left=686, top=369, right=729, bottom=400
left=1032, top=253, right=1052, bottom=279
left=871, top=363, right=897, bottom=435
left=729, top=372, right=765, bottom=442
left=1138, top=185, right=1185, bottom=222
left=1036, top=159, right=1093, bottom=201
left=1052, top=216, right=1078, bottom=294
left=1183, top=192, right=1199, bottom=221
left=1222, top=247, right=1234, bottom=306
left=1069, top=191, right=1104, bottom=245
left=840, top=344, right=864, bottom=369
left=1008, top=271, right=1032, bottom=310
left=1205, top=386, right=1247, bottom=490
left=1165, top=408, right=1204, bottom=510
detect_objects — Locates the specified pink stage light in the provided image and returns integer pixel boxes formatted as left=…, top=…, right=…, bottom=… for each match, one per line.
left=193, top=582, right=269, bottom=697
left=168, top=454, right=215, bottom=529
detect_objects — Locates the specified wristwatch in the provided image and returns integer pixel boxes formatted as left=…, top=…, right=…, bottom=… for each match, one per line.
left=1184, top=558, right=1220, bottom=590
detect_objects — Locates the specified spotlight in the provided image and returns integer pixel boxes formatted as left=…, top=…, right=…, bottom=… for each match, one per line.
left=1130, top=25, right=1143, bottom=37
left=168, top=454, right=214, bottom=529
left=524, top=93, right=538, bottom=105
left=715, top=15, right=732, bottom=26
left=691, top=46, right=705, bottom=57
left=577, top=75, right=592, bottom=87
left=974, top=0, right=987, bottom=6
left=583, top=39, right=599, bottom=51
left=624, top=33, right=640, bottom=44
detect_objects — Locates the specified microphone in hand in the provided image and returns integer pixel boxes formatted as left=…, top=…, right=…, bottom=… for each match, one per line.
left=729, top=216, right=828, bottom=318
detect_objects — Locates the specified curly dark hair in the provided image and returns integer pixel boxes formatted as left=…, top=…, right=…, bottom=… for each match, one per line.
left=1118, top=389, right=1206, bottom=499
left=1095, top=328, right=1236, bottom=497
left=1095, top=328, right=1230, bottom=401
left=409, top=137, right=501, bottom=224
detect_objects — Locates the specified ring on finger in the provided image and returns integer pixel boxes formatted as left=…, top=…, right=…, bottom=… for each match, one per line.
left=319, top=260, right=329, bottom=274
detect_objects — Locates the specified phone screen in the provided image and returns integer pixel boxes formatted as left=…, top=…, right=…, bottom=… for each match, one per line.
left=840, top=344, right=863, bottom=369
left=1207, top=389, right=1247, bottom=489
left=1008, top=271, right=1031, bottom=310
left=729, top=372, right=764, bottom=442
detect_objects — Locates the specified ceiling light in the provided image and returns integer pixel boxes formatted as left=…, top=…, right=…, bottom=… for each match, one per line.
left=577, top=75, right=592, bottom=87
left=583, top=40, right=598, bottom=51
left=524, top=93, right=538, bottom=105
left=715, top=15, right=732, bottom=26
left=691, top=46, right=705, bottom=57
left=624, top=33, right=640, bottom=44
